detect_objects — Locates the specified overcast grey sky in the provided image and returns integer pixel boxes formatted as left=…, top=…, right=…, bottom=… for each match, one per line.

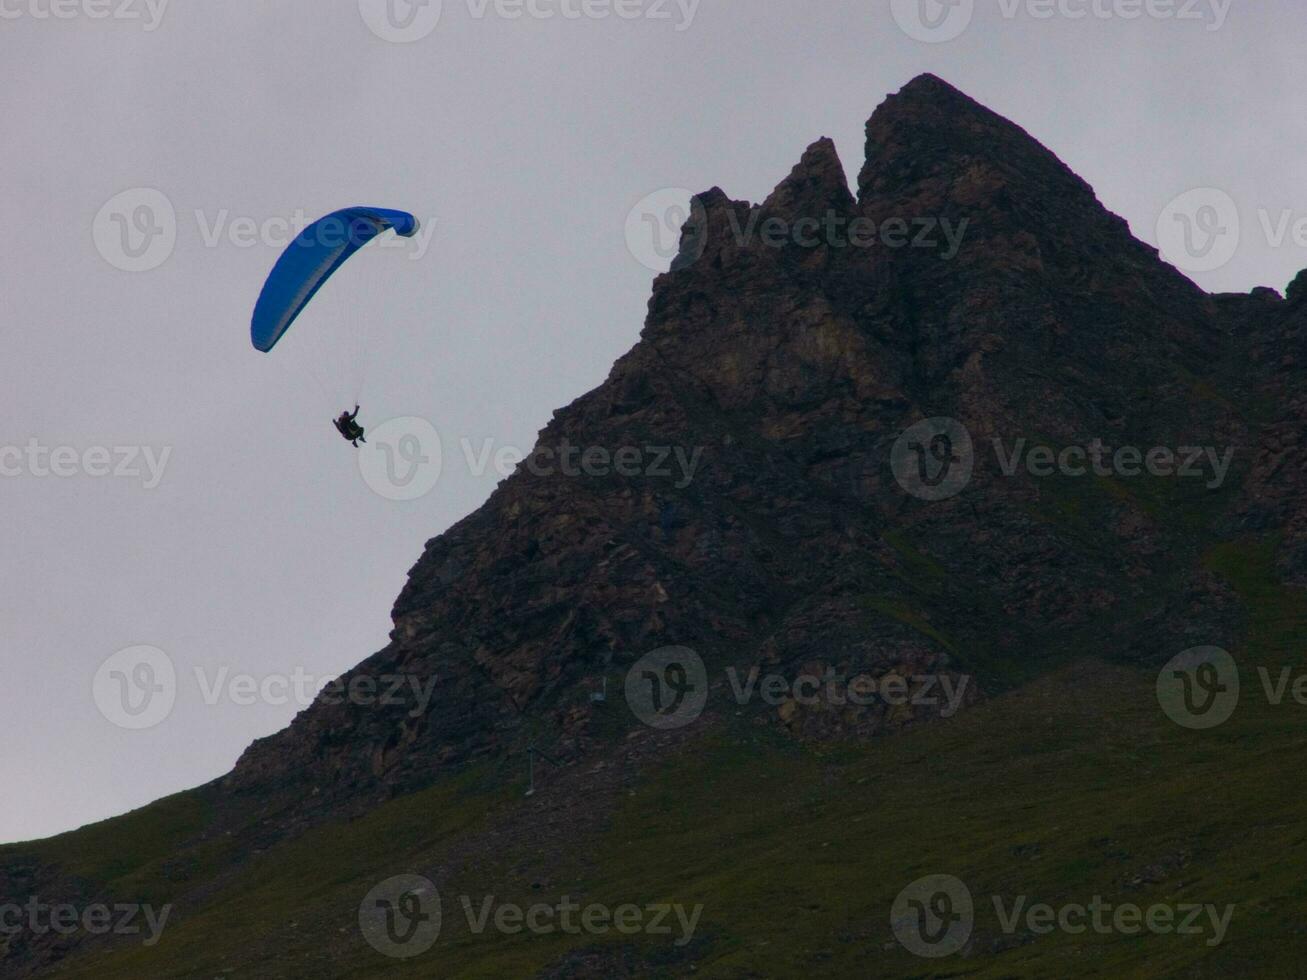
left=4, top=0, right=1303, bottom=844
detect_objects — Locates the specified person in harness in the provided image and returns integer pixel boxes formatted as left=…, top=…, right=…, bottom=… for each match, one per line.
left=333, top=405, right=367, bottom=446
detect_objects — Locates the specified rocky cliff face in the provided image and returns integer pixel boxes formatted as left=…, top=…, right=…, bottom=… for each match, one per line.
left=227, top=74, right=1305, bottom=815
left=6, top=72, right=1307, bottom=980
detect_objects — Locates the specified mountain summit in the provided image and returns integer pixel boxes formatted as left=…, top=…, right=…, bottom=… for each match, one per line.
left=227, top=75, right=1299, bottom=813
left=4, top=75, right=1305, bottom=978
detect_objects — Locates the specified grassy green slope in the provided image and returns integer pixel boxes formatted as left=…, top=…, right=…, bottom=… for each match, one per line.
left=18, top=534, right=1304, bottom=979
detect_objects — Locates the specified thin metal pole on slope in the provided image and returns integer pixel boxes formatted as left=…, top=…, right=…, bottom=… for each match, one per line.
left=525, top=742, right=563, bottom=797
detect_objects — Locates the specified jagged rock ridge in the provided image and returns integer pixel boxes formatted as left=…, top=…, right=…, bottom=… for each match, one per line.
left=5, top=71, right=1307, bottom=980
left=225, top=74, right=1305, bottom=811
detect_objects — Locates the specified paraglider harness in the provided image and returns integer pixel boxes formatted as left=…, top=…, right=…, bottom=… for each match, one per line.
left=334, top=405, right=366, bottom=446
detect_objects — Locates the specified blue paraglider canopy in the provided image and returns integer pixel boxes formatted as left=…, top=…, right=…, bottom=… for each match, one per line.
left=251, top=206, right=419, bottom=353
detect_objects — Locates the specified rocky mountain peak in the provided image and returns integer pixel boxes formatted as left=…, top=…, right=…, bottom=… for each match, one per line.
left=220, top=78, right=1304, bottom=838
left=760, top=136, right=855, bottom=220
left=857, top=73, right=1092, bottom=206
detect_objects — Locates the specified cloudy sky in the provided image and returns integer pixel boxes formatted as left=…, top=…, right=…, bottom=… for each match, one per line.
left=4, top=0, right=1303, bottom=844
